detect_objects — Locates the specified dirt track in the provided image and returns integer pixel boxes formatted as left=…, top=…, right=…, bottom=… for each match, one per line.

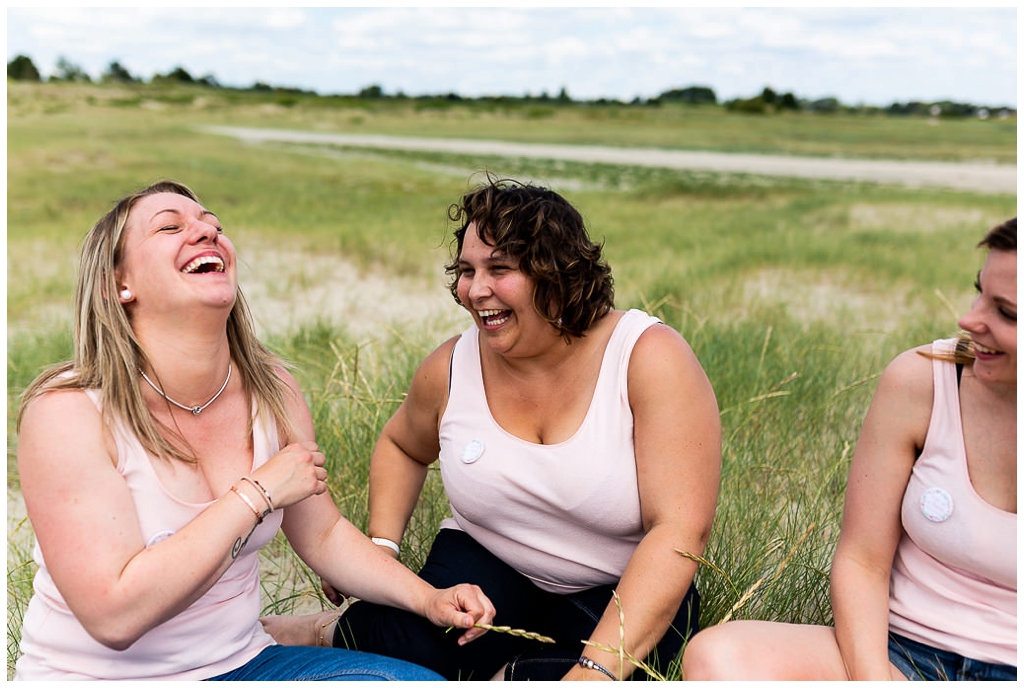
left=204, top=126, right=1016, bottom=195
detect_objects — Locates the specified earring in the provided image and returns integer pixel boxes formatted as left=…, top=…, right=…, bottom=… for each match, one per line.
left=120, top=288, right=132, bottom=301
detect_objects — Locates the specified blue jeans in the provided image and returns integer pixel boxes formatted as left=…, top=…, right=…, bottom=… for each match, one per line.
left=207, top=644, right=444, bottom=681
left=888, top=632, right=1016, bottom=681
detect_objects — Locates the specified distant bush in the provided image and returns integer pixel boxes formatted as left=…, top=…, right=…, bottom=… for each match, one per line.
left=51, top=56, right=91, bottom=83
left=4, top=51, right=1017, bottom=121
left=196, top=74, right=220, bottom=88
left=726, top=96, right=767, bottom=114
left=779, top=92, right=799, bottom=110
left=7, top=54, right=40, bottom=82
left=887, top=99, right=1010, bottom=119
left=658, top=86, right=718, bottom=104
left=359, top=84, right=384, bottom=99
left=101, top=60, right=137, bottom=84
left=809, top=97, right=840, bottom=114
left=155, top=66, right=195, bottom=84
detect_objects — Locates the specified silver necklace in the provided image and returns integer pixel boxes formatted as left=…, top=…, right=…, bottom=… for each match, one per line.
left=140, top=364, right=232, bottom=415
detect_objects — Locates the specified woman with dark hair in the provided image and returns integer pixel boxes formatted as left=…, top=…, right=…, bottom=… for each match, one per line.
left=13, top=180, right=495, bottom=681
left=682, top=219, right=1016, bottom=681
left=264, top=176, right=722, bottom=680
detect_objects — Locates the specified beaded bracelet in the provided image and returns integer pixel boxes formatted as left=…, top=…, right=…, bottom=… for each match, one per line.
left=578, top=656, right=616, bottom=680
left=230, top=485, right=264, bottom=523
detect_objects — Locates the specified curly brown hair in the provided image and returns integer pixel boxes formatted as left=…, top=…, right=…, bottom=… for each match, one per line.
left=978, top=217, right=1016, bottom=252
left=444, top=176, right=614, bottom=339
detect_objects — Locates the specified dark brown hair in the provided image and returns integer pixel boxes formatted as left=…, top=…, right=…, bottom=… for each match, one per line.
left=978, top=217, right=1016, bottom=252
left=444, top=175, right=614, bottom=339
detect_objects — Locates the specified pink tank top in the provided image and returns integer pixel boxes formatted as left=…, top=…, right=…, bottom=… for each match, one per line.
left=888, top=339, right=1016, bottom=665
left=438, top=309, right=661, bottom=593
left=15, top=389, right=283, bottom=680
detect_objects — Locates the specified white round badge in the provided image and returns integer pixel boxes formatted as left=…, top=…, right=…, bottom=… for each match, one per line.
left=461, top=439, right=484, bottom=464
left=920, top=487, right=954, bottom=523
left=146, top=530, right=175, bottom=547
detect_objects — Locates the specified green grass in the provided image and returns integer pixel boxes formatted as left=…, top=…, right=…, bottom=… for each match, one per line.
left=6, top=80, right=1016, bottom=679
left=8, top=81, right=1017, bottom=163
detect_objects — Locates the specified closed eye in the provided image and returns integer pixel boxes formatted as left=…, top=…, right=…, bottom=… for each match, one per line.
left=997, top=301, right=1017, bottom=322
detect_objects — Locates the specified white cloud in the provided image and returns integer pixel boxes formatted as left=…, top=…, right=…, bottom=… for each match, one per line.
left=261, top=9, right=308, bottom=30
left=6, top=6, right=1016, bottom=106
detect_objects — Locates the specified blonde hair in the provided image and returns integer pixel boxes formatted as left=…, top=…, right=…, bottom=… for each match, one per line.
left=18, top=180, right=297, bottom=462
left=920, top=332, right=975, bottom=366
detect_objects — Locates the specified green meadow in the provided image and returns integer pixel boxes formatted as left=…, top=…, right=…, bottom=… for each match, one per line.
left=6, top=81, right=1016, bottom=678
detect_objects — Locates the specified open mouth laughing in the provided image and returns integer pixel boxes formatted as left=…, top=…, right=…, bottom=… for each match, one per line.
left=182, top=255, right=225, bottom=274
left=972, top=342, right=1000, bottom=356
left=478, top=309, right=511, bottom=327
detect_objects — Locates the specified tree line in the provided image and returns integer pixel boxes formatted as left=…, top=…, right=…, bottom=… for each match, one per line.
left=7, top=53, right=1015, bottom=120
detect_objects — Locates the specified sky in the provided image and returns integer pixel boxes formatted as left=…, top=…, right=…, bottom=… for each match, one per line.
left=5, top=6, right=1018, bottom=108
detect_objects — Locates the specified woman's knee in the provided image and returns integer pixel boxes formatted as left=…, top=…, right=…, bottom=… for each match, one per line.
left=681, top=622, right=762, bottom=680
left=683, top=621, right=846, bottom=681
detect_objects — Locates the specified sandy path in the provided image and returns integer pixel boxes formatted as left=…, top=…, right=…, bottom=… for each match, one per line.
left=203, top=126, right=1016, bottom=194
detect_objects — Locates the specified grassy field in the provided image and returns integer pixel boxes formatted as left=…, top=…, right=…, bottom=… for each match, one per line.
left=6, top=80, right=1016, bottom=678
left=8, top=81, right=1018, bottom=163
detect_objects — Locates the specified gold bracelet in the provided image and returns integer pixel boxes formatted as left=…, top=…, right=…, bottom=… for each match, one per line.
left=239, top=476, right=274, bottom=515
left=230, top=485, right=263, bottom=523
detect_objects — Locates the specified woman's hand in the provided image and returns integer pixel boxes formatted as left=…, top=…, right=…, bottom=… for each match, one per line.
left=251, top=440, right=327, bottom=510
left=320, top=579, right=346, bottom=607
left=422, top=583, right=496, bottom=646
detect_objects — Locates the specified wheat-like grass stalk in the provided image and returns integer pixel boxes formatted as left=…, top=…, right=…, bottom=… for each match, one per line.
left=614, top=590, right=626, bottom=675
left=716, top=578, right=766, bottom=626
left=831, top=372, right=882, bottom=398
left=675, top=549, right=739, bottom=596
left=720, top=371, right=800, bottom=422
left=468, top=624, right=556, bottom=644
left=578, top=590, right=671, bottom=681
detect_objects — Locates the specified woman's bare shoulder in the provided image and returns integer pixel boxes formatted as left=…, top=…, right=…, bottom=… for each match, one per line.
left=20, top=385, right=98, bottom=425
left=18, top=386, right=115, bottom=475
left=415, top=334, right=463, bottom=383
left=877, top=345, right=936, bottom=399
